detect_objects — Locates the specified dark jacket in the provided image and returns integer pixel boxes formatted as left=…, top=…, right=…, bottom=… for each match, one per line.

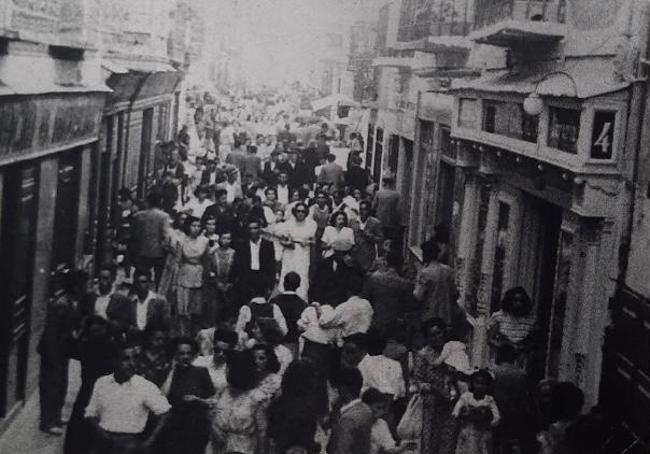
left=270, top=293, right=308, bottom=343
left=231, top=238, right=277, bottom=291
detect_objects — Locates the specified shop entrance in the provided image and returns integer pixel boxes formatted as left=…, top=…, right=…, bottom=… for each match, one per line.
left=0, top=163, right=39, bottom=417
left=518, top=195, right=563, bottom=381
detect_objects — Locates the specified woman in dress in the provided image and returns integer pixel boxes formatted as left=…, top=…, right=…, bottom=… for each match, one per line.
left=413, top=318, right=461, bottom=454
left=177, top=217, right=209, bottom=336
left=211, top=351, right=270, bottom=454
left=207, top=231, right=236, bottom=323
left=158, top=212, right=187, bottom=302
left=320, top=211, right=356, bottom=303
left=138, top=326, right=172, bottom=387
left=278, top=202, right=317, bottom=300
left=251, top=343, right=282, bottom=400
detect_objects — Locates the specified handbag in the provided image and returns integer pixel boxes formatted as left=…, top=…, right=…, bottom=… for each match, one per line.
left=397, top=393, right=423, bottom=441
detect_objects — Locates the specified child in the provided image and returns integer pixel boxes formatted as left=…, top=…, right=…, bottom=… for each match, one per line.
left=452, top=369, right=500, bottom=454
left=363, top=388, right=416, bottom=454
left=488, top=287, right=536, bottom=364
left=432, top=340, right=473, bottom=375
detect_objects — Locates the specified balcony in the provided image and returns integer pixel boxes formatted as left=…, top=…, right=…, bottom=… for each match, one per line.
left=470, top=0, right=566, bottom=47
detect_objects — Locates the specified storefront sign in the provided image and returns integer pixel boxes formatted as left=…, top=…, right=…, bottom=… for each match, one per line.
left=590, top=110, right=616, bottom=160
left=0, top=93, right=104, bottom=164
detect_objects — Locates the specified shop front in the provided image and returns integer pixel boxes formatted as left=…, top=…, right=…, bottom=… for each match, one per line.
left=449, top=71, right=631, bottom=407
left=0, top=91, right=105, bottom=427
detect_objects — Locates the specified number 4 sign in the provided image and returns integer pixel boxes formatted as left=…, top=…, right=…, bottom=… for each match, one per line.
left=591, top=111, right=616, bottom=160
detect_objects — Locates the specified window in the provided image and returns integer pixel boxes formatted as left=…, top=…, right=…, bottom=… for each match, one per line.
left=590, top=110, right=616, bottom=160
left=482, top=101, right=538, bottom=143
left=458, top=98, right=478, bottom=129
left=548, top=107, right=580, bottom=154
left=440, top=126, right=456, bottom=160
left=420, top=120, right=434, bottom=146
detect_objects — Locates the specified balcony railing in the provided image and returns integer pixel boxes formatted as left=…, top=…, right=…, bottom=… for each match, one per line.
left=473, top=0, right=566, bottom=30
left=398, top=20, right=471, bottom=42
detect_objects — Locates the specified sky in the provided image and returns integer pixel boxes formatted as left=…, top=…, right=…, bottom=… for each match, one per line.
left=199, top=0, right=383, bottom=87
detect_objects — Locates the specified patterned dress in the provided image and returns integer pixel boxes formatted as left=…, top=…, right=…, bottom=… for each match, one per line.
left=413, top=346, right=460, bottom=454
left=210, top=388, right=270, bottom=454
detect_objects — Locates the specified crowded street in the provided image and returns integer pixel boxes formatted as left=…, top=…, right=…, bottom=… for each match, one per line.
left=0, top=1, right=649, bottom=454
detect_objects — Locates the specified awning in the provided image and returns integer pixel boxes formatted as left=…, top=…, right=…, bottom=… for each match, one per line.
left=312, top=94, right=360, bottom=111
left=450, top=59, right=630, bottom=99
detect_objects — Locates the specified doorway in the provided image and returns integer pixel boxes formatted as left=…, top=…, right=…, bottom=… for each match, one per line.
left=373, top=127, right=384, bottom=184
left=0, top=163, right=39, bottom=416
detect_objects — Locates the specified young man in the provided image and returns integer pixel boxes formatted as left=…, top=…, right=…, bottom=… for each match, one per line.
left=372, top=176, right=401, bottom=243
left=109, top=271, right=170, bottom=334
left=231, top=219, right=277, bottom=304
left=85, top=342, right=170, bottom=454
left=270, top=272, right=308, bottom=354
left=328, top=367, right=374, bottom=454
left=317, top=153, right=344, bottom=189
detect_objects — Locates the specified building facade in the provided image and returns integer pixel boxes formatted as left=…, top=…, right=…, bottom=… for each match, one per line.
left=0, top=0, right=108, bottom=430
left=0, top=0, right=200, bottom=433
left=445, top=0, right=649, bottom=411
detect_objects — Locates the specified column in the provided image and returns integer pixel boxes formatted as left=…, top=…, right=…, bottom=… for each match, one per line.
left=455, top=175, right=479, bottom=306
left=472, top=186, right=500, bottom=367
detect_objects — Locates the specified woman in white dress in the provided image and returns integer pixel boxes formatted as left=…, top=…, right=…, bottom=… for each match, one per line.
left=278, top=202, right=317, bottom=300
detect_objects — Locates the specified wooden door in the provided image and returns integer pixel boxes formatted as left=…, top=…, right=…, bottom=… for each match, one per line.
left=0, top=164, right=38, bottom=416
left=50, top=151, right=80, bottom=298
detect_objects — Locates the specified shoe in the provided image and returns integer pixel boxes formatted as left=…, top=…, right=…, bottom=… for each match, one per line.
left=58, top=416, right=69, bottom=425
left=41, top=426, right=64, bottom=436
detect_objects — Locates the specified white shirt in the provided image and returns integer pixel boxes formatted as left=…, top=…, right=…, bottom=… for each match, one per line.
left=193, top=356, right=228, bottom=393
left=225, top=182, right=239, bottom=204
left=275, top=344, right=294, bottom=375
left=371, top=418, right=397, bottom=454
left=358, top=354, right=406, bottom=399
left=319, top=296, right=373, bottom=338
left=249, top=239, right=261, bottom=271
left=85, top=374, right=170, bottom=434
left=94, top=294, right=111, bottom=320
left=277, top=185, right=289, bottom=205
left=298, top=305, right=340, bottom=345
left=135, top=291, right=155, bottom=331
left=235, top=298, right=288, bottom=336
left=321, top=226, right=355, bottom=252
left=183, top=198, right=214, bottom=219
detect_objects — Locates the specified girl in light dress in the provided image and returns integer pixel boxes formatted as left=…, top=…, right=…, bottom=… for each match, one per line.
left=177, top=217, right=209, bottom=336
left=158, top=212, right=187, bottom=300
left=452, top=369, right=500, bottom=454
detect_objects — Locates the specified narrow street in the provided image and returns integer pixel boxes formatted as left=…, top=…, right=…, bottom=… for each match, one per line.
left=0, top=1, right=648, bottom=454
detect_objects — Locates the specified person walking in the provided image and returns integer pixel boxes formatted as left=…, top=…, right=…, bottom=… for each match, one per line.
left=85, top=342, right=171, bottom=454
left=351, top=200, right=383, bottom=272
left=130, top=192, right=172, bottom=287
left=372, top=177, right=401, bottom=245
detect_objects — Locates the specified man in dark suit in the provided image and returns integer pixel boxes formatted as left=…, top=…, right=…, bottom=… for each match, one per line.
left=108, top=271, right=170, bottom=333
left=262, top=151, right=281, bottom=186
left=231, top=218, right=276, bottom=305
left=201, top=188, right=235, bottom=233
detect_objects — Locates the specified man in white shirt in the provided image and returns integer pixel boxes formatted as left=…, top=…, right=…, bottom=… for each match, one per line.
left=85, top=343, right=170, bottom=453
left=235, top=296, right=288, bottom=337
left=356, top=330, right=405, bottom=400
left=276, top=172, right=290, bottom=205
left=193, top=330, right=238, bottom=392
left=319, top=275, right=373, bottom=338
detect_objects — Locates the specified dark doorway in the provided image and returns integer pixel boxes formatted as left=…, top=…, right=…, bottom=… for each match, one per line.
left=0, top=163, right=39, bottom=416
left=373, top=127, right=384, bottom=184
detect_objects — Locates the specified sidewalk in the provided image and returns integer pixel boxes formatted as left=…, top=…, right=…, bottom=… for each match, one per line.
left=0, top=361, right=80, bottom=454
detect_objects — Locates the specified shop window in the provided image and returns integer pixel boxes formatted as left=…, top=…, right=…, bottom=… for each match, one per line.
left=482, top=101, right=538, bottom=143
left=548, top=107, right=580, bottom=154
left=458, top=98, right=478, bottom=129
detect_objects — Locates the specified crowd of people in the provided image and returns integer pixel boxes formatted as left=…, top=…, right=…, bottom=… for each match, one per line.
left=37, top=91, right=601, bottom=454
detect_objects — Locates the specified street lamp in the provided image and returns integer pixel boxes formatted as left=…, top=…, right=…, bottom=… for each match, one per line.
left=523, top=70, right=579, bottom=117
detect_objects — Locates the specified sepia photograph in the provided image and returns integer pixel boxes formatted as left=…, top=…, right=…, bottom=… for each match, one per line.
left=0, top=0, right=648, bottom=453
